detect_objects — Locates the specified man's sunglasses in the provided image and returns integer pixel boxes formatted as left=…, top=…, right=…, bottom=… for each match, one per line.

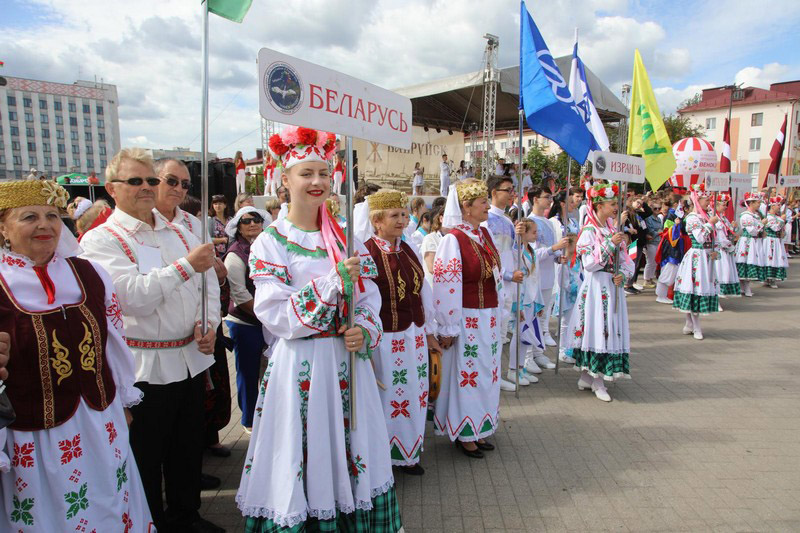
left=111, top=177, right=161, bottom=187
left=239, top=215, right=264, bottom=225
left=161, top=176, right=192, bottom=190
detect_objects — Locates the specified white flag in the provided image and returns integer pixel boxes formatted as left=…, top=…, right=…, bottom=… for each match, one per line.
left=569, top=29, right=610, bottom=152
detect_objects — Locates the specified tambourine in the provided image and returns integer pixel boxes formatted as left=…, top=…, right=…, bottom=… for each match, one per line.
left=428, top=348, right=442, bottom=402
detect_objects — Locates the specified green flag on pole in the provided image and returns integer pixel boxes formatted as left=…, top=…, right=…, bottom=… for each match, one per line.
left=207, top=0, right=252, bottom=23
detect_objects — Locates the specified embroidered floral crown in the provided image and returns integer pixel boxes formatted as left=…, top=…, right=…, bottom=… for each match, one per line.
left=268, top=126, right=337, bottom=170
left=743, top=192, right=760, bottom=203
left=690, top=182, right=711, bottom=197
left=0, top=180, right=70, bottom=210
left=716, top=192, right=731, bottom=203
left=368, top=189, right=408, bottom=211
left=455, top=180, right=488, bottom=204
left=587, top=182, right=619, bottom=204
left=769, top=195, right=784, bottom=205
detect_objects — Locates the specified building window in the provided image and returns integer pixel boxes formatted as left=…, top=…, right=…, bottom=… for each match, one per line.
left=44, top=156, right=51, bottom=166
left=23, top=98, right=32, bottom=108
left=10, top=126, right=19, bottom=136
left=56, top=130, right=64, bottom=139
left=96, top=106, right=104, bottom=115
left=748, top=161, right=759, bottom=177
left=86, top=146, right=93, bottom=155
left=59, top=157, right=67, bottom=167
left=39, top=99, right=47, bottom=109
left=12, top=141, right=20, bottom=151
left=29, top=156, right=37, bottom=166
left=99, top=146, right=106, bottom=156
left=25, top=112, right=34, bottom=122
left=27, top=142, right=36, bottom=151
left=73, top=158, right=80, bottom=167
left=751, top=113, right=763, bottom=127
left=72, top=145, right=80, bottom=154
left=0, top=155, right=4, bottom=165
left=54, top=101, right=62, bottom=111
left=71, top=131, right=79, bottom=141
left=85, top=132, right=92, bottom=142
left=43, top=144, right=51, bottom=153
left=749, top=138, right=761, bottom=151
left=82, top=104, right=91, bottom=114
left=13, top=156, right=22, bottom=165
left=57, top=143, right=65, bottom=153
left=97, top=119, right=104, bottom=129
left=68, top=103, right=76, bottom=113
left=42, top=129, right=50, bottom=139
left=84, top=118, right=91, bottom=128
left=26, top=128, right=35, bottom=137
left=69, top=117, right=78, bottom=127
left=705, top=117, right=716, bottom=130
left=40, top=113, right=48, bottom=124
left=98, top=133, right=105, bottom=142
left=7, top=96, right=16, bottom=106
left=55, top=115, right=64, bottom=125
left=8, top=111, right=17, bottom=121
left=100, top=159, right=107, bottom=168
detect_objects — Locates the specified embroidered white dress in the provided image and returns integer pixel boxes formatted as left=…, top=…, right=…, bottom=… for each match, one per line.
left=508, top=246, right=545, bottom=369
left=714, top=216, right=741, bottom=296
left=566, top=226, right=634, bottom=380
left=431, top=223, right=502, bottom=442
left=367, top=236, right=434, bottom=466
left=673, top=213, right=720, bottom=314
left=0, top=251, right=153, bottom=533
left=235, top=219, right=399, bottom=529
left=764, top=214, right=788, bottom=280
left=735, top=211, right=765, bottom=281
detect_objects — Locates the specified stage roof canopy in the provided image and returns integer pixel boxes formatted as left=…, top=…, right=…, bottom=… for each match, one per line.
left=395, top=55, right=627, bottom=133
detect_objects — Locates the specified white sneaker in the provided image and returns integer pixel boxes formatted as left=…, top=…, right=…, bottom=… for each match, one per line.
left=693, top=330, right=704, bottom=340
left=506, top=370, right=530, bottom=386
left=521, top=369, right=539, bottom=383
left=632, top=283, right=644, bottom=291
left=500, top=378, right=516, bottom=392
left=744, top=291, right=753, bottom=297
left=593, top=387, right=612, bottom=402
left=682, top=325, right=693, bottom=335
left=577, top=376, right=593, bottom=390
left=558, top=353, right=576, bottom=364
left=544, top=335, right=557, bottom=347
left=523, top=359, right=542, bottom=374
left=717, top=305, right=723, bottom=312
left=656, top=297, right=674, bottom=304
left=534, top=355, right=556, bottom=370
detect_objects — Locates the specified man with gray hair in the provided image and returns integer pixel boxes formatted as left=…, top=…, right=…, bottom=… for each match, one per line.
left=153, top=158, right=204, bottom=242
left=81, top=148, right=224, bottom=533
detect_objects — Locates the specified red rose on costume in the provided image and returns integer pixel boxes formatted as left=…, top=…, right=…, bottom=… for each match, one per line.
left=340, top=379, right=348, bottom=390
left=300, top=380, right=311, bottom=392
left=304, top=300, right=316, bottom=313
left=269, top=134, right=289, bottom=156
left=297, top=127, right=317, bottom=146
left=575, top=330, right=583, bottom=337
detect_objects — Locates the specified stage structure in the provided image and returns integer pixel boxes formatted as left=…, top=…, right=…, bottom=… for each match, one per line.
left=482, top=34, right=500, bottom=179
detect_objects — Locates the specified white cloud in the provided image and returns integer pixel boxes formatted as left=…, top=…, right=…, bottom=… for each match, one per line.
left=127, top=135, right=152, bottom=146
left=735, top=63, right=792, bottom=90
left=654, top=84, right=712, bottom=115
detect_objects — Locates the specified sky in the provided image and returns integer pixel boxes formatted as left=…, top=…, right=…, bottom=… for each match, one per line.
left=2, top=0, right=798, bottom=159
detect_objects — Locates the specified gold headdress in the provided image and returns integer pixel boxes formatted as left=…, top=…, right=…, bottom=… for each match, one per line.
left=368, top=189, right=408, bottom=211
left=455, top=180, right=488, bottom=205
left=0, top=180, right=70, bottom=210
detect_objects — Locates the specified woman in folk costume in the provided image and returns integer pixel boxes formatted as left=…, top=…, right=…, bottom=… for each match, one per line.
left=431, top=179, right=503, bottom=458
left=264, top=153, right=279, bottom=197
left=735, top=192, right=765, bottom=297
left=234, top=150, right=247, bottom=194
left=764, top=196, right=789, bottom=287
left=672, top=183, right=720, bottom=340
left=566, top=182, right=633, bottom=403
left=713, top=193, right=741, bottom=304
left=333, top=152, right=345, bottom=196
left=356, top=190, right=440, bottom=476
left=236, top=126, right=401, bottom=532
left=0, top=181, right=153, bottom=531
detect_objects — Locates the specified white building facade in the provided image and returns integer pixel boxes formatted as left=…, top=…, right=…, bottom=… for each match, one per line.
left=0, top=76, right=120, bottom=180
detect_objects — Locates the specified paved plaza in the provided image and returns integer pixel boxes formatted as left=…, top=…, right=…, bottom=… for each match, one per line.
left=201, top=259, right=800, bottom=532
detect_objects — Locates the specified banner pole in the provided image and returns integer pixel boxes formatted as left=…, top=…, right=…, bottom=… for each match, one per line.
left=514, top=110, right=523, bottom=398
left=200, top=0, right=210, bottom=335
left=555, top=158, right=571, bottom=374
left=345, top=136, right=357, bottom=429
left=613, top=183, right=625, bottom=312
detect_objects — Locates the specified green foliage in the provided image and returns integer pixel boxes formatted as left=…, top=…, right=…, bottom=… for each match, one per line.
left=662, top=114, right=704, bottom=144
left=678, top=92, right=702, bottom=110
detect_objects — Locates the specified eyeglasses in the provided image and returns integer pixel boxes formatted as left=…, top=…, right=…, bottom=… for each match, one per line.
left=538, top=195, right=553, bottom=200
left=111, top=177, right=161, bottom=187
left=239, top=216, right=264, bottom=225
left=161, top=176, right=191, bottom=190
left=496, top=188, right=515, bottom=193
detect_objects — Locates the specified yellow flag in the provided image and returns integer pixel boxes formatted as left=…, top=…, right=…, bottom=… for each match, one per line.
left=627, top=49, right=676, bottom=190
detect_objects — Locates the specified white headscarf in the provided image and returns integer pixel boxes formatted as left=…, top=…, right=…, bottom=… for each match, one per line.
left=72, top=198, right=93, bottom=220
left=442, top=184, right=462, bottom=228
left=352, top=200, right=374, bottom=244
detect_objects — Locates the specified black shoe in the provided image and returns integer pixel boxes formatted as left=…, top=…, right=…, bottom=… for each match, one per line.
left=475, top=440, right=495, bottom=451
left=399, top=464, right=425, bottom=475
left=624, top=287, right=640, bottom=295
left=207, top=445, right=231, bottom=458
left=455, top=440, right=484, bottom=459
left=186, top=517, right=225, bottom=533
left=200, top=473, right=221, bottom=491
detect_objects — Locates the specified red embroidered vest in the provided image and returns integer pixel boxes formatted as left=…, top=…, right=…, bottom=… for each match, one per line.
left=365, top=238, right=426, bottom=332
left=0, top=257, right=116, bottom=430
left=451, top=227, right=500, bottom=309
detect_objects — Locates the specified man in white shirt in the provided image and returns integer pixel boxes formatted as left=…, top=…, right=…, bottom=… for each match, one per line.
left=153, top=158, right=204, bottom=242
left=439, top=153, right=451, bottom=197
left=81, top=148, right=223, bottom=533
left=495, top=158, right=506, bottom=177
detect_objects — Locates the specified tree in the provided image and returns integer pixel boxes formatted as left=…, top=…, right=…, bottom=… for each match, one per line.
left=678, top=92, right=702, bottom=110
left=524, top=141, right=553, bottom=184
left=662, top=113, right=704, bottom=143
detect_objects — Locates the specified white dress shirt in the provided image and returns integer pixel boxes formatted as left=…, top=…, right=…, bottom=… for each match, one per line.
left=80, top=208, right=221, bottom=385
left=166, top=207, right=205, bottom=243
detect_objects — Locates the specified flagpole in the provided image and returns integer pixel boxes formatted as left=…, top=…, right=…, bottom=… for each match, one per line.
left=554, top=158, right=570, bottom=374
left=345, top=136, right=357, bottom=429
left=200, top=0, right=210, bottom=335
left=514, top=109, right=523, bottom=398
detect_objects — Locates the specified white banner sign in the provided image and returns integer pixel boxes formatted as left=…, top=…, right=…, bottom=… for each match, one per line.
left=258, top=48, right=412, bottom=149
left=778, top=175, right=800, bottom=187
left=729, top=173, right=751, bottom=190
left=705, top=172, right=730, bottom=191
left=591, top=151, right=645, bottom=184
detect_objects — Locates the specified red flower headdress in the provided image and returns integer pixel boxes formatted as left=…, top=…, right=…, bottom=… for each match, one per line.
left=768, top=195, right=784, bottom=206
left=268, top=126, right=337, bottom=169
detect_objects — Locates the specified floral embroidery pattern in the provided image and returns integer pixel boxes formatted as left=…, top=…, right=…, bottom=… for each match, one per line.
left=600, top=286, right=610, bottom=339
left=391, top=339, right=405, bottom=353
left=1, top=255, right=26, bottom=268
left=106, top=293, right=124, bottom=332
left=392, top=369, right=408, bottom=385
left=417, top=363, right=427, bottom=379
left=492, top=367, right=498, bottom=384
left=59, top=434, right=83, bottom=465
left=460, top=371, right=478, bottom=387
left=390, top=400, right=410, bottom=418
left=419, top=391, right=428, bottom=409
left=465, top=317, right=478, bottom=329
left=490, top=316, right=496, bottom=328
left=250, top=256, right=291, bottom=285
left=463, top=343, right=478, bottom=358
left=297, top=360, right=311, bottom=449
left=415, top=334, right=424, bottom=349
left=290, top=282, right=336, bottom=332
left=64, top=482, right=89, bottom=520
left=122, top=512, right=133, bottom=533
left=432, top=257, right=463, bottom=283
left=10, top=495, right=34, bottom=525
left=116, top=460, right=128, bottom=491
left=12, top=442, right=35, bottom=468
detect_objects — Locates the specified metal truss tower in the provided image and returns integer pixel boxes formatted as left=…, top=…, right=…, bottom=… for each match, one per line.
left=481, top=33, right=500, bottom=180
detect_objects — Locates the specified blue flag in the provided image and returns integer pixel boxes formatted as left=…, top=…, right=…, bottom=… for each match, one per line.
left=519, top=1, right=594, bottom=164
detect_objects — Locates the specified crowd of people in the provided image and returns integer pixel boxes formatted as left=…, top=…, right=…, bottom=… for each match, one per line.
left=0, top=123, right=795, bottom=532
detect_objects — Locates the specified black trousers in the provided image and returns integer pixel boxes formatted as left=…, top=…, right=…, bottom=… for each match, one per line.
left=129, top=372, right=205, bottom=530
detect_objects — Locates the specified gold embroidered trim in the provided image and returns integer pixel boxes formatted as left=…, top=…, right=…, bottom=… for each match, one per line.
left=50, top=330, right=72, bottom=385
